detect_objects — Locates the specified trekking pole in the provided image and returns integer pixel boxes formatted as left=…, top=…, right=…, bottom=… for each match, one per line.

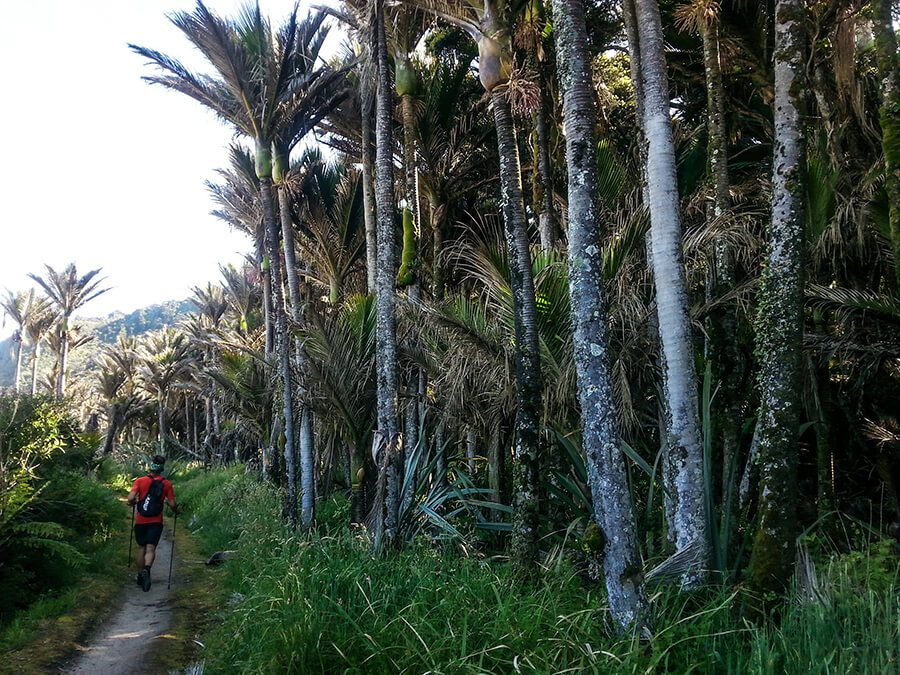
left=168, top=511, right=177, bottom=589
left=128, top=503, right=135, bottom=567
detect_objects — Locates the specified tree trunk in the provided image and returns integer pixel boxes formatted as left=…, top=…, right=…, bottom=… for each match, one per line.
left=276, top=181, right=304, bottom=318
left=158, top=391, right=167, bottom=456
left=749, top=0, right=806, bottom=596
left=466, top=425, right=476, bottom=474
left=56, top=324, right=69, bottom=398
left=491, top=87, right=543, bottom=575
left=533, top=60, right=556, bottom=249
left=276, top=171, right=316, bottom=527
left=262, top=258, right=275, bottom=360
left=260, top=173, right=301, bottom=529
left=102, top=403, right=122, bottom=456
left=700, top=6, right=742, bottom=546
left=300, top=405, right=316, bottom=523
left=634, top=0, right=707, bottom=586
left=431, top=200, right=447, bottom=301
left=361, top=74, right=378, bottom=294
left=622, top=0, right=644, bottom=129
left=552, top=0, right=649, bottom=632
left=12, top=332, right=23, bottom=394
left=30, top=340, right=41, bottom=396
left=872, top=0, right=900, bottom=292
left=374, top=0, right=402, bottom=549
left=488, top=423, right=503, bottom=514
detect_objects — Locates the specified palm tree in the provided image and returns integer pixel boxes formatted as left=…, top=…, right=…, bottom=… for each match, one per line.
left=96, top=336, right=146, bottom=456
left=301, top=294, right=377, bottom=524
left=405, top=0, right=545, bottom=573
left=27, top=264, right=109, bottom=398
left=136, top=329, right=195, bottom=456
left=748, top=0, right=807, bottom=597
left=632, top=0, right=707, bottom=585
left=207, top=144, right=274, bottom=356
left=219, top=262, right=263, bottom=335
left=1, top=290, right=36, bottom=394
left=132, top=3, right=345, bottom=527
left=292, top=158, right=367, bottom=304
left=22, top=297, right=54, bottom=396
left=373, top=0, right=403, bottom=547
left=415, top=55, right=495, bottom=301
left=551, top=0, right=648, bottom=632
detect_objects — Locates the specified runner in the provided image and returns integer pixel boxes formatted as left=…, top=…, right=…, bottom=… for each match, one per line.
left=126, top=455, right=179, bottom=592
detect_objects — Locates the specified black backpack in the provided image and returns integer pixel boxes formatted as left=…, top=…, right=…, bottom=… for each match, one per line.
left=137, top=476, right=164, bottom=517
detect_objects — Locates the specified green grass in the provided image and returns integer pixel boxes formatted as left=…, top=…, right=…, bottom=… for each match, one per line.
left=178, top=467, right=900, bottom=674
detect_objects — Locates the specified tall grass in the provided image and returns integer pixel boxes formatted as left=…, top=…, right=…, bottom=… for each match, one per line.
left=179, top=467, right=899, bottom=674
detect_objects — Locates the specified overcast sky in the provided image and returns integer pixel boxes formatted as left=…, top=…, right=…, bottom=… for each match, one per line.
left=0, top=0, right=339, bottom=339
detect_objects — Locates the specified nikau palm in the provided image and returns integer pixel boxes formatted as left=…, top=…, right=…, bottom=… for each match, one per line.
left=748, top=0, right=806, bottom=596
left=552, top=0, right=648, bottom=632
left=132, top=2, right=344, bottom=527
left=633, top=0, right=707, bottom=584
left=28, top=264, right=109, bottom=398
left=406, top=0, right=545, bottom=573
left=1, top=290, right=36, bottom=394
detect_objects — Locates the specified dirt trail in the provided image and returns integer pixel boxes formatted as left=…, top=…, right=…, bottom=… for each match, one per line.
left=64, top=525, right=177, bottom=675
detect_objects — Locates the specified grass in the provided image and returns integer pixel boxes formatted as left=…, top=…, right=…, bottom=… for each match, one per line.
left=141, top=511, right=225, bottom=674
left=175, top=466, right=900, bottom=674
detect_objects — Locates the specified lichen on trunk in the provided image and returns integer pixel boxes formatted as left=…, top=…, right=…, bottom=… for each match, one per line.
left=748, top=0, right=806, bottom=597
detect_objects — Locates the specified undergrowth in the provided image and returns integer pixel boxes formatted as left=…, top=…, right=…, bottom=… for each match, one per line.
left=179, top=467, right=900, bottom=674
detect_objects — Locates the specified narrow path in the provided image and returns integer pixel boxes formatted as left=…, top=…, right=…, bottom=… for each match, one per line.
left=64, top=525, right=177, bottom=674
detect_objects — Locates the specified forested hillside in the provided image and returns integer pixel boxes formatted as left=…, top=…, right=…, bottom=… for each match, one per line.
left=0, top=299, right=192, bottom=390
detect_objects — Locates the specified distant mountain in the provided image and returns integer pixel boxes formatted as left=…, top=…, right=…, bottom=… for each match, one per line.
left=0, top=299, right=194, bottom=390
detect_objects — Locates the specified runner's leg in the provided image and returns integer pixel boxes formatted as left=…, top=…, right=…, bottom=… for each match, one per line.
left=144, top=543, right=157, bottom=568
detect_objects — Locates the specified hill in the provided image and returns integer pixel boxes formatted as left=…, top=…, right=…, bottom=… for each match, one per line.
left=0, top=299, right=194, bottom=390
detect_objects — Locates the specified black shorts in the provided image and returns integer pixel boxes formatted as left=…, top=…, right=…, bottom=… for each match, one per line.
left=134, top=523, right=164, bottom=547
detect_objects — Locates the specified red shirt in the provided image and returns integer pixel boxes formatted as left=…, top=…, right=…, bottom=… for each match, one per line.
left=131, top=475, right=174, bottom=524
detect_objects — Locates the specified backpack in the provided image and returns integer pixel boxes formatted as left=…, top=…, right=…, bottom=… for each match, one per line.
left=137, top=476, right=164, bottom=517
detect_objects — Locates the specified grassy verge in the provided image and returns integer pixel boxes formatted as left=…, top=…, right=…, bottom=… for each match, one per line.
left=142, top=513, right=224, bottom=674
left=178, top=467, right=900, bottom=674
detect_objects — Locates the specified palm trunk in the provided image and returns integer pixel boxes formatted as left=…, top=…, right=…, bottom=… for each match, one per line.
left=622, top=0, right=644, bottom=128
left=300, top=406, right=316, bottom=518
left=102, top=403, right=122, bottom=455
left=533, top=62, right=556, bottom=249
left=158, top=391, right=167, bottom=455
left=276, top=170, right=316, bottom=527
left=361, top=75, right=378, bottom=294
left=56, top=325, right=69, bottom=398
left=374, top=0, right=401, bottom=548
left=749, top=0, right=806, bottom=596
left=30, top=340, right=41, bottom=396
left=491, top=87, right=543, bottom=575
left=488, top=422, right=504, bottom=519
left=700, top=8, right=742, bottom=540
left=262, top=259, right=275, bottom=359
left=431, top=199, right=447, bottom=301
left=552, top=0, right=648, bottom=632
left=350, top=441, right=366, bottom=524
left=12, top=332, right=23, bottom=394
left=260, top=173, right=300, bottom=529
left=872, top=0, right=900, bottom=292
left=635, top=0, right=707, bottom=585
left=276, top=181, right=304, bottom=317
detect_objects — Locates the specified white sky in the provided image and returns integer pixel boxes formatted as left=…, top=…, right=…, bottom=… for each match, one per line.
left=0, top=0, right=341, bottom=339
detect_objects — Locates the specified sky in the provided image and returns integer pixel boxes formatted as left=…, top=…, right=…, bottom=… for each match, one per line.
left=0, top=0, right=341, bottom=339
